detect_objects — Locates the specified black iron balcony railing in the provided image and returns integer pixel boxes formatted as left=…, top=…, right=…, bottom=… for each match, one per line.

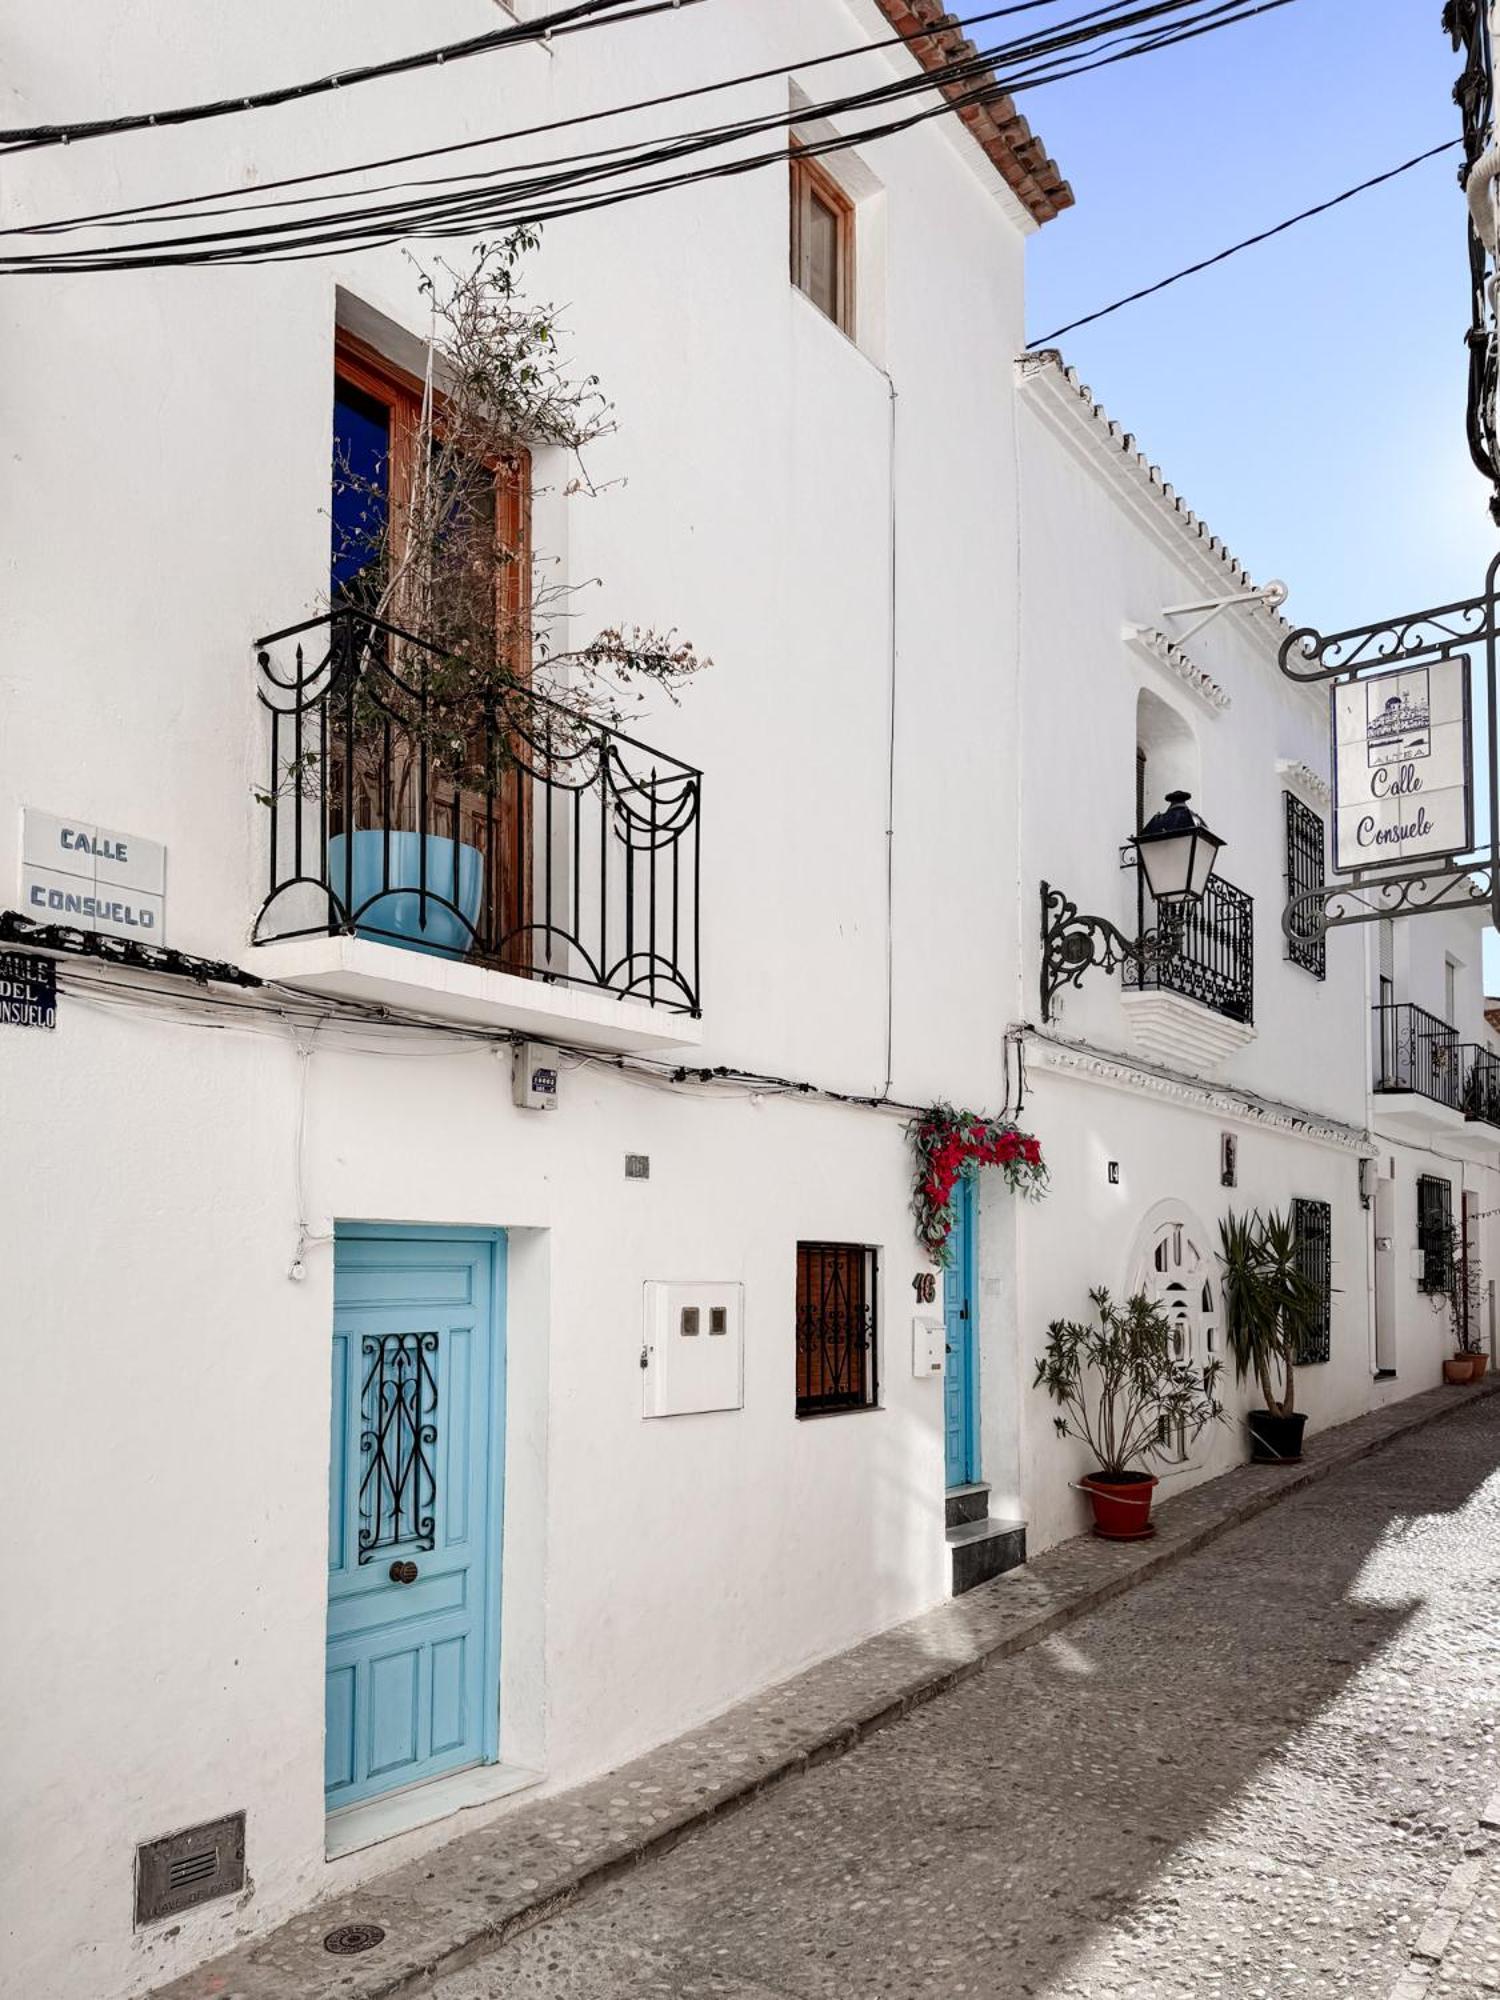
left=1373, top=1002, right=1463, bottom=1110
left=1371, top=1002, right=1500, bottom=1128
left=1123, top=870, right=1254, bottom=1025
left=252, top=610, right=702, bottom=1013
left=1463, top=1045, right=1500, bottom=1129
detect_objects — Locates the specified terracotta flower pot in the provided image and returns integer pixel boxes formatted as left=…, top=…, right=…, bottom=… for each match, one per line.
left=1081, top=1471, right=1158, bottom=1540
left=1469, top=1352, right=1490, bottom=1382
left=1445, top=1356, right=1477, bottom=1385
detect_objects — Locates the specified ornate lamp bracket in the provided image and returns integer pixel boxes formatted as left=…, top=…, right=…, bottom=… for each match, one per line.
left=1040, top=882, right=1157, bottom=1022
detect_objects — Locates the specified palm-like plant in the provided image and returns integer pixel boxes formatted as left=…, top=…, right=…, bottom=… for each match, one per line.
left=1217, top=1208, right=1321, bottom=1418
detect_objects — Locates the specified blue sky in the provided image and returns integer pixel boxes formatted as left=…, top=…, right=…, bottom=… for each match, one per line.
left=991, top=0, right=1499, bottom=981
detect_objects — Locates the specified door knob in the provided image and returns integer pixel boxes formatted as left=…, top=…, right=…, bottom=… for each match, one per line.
left=389, top=1560, right=419, bottom=1585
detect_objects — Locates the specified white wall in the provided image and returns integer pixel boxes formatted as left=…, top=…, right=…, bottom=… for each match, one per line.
left=1010, top=362, right=1370, bottom=1553
left=0, top=6, right=1043, bottom=1997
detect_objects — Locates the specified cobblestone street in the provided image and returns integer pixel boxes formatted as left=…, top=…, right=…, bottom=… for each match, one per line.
left=434, top=1403, right=1500, bottom=2000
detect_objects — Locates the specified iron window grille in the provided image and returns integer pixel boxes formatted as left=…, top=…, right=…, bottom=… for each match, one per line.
left=1124, top=868, right=1254, bottom=1024
left=1417, top=1175, right=1455, bottom=1295
left=796, top=1243, right=879, bottom=1416
left=1291, top=1198, right=1332, bottom=1365
left=358, top=1331, right=438, bottom=1560
left=253, top=609, right=703, bottom=1014
left=1284, top=792, right=1327, bottom=980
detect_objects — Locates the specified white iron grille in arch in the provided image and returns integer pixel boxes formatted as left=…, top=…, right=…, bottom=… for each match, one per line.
left=1132, top=1207, right=1219, bottom=1467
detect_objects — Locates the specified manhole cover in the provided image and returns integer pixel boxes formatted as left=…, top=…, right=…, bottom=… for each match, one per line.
left=324, top=1923, right=386, bottom=1955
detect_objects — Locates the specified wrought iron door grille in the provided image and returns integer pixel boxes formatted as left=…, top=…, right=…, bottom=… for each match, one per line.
left=253, top=609, right=702, bottom=1014
left=1283, top=793, right=1327, bottom=980
left=795, top=1243, right=878, bottom=1415
left=1125, top=870, right=1254, bottom=1024
left=358, top=1331, right=438, bottom=1560
left=1417, top=1175, right=1454, bottom=1295
left=1291, top=1198, right=1332, bottom=1365
left=1372, top=1002, right=1463, bottom=1110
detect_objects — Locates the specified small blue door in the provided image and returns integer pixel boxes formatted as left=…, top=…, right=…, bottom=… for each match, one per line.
left=326, top=1230, right=505, bottom=1812
left=943, top=1177, right=978, bottom=1488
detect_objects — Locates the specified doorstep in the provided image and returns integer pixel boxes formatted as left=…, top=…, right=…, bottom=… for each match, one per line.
left=153, top=1378, right=1500, bottom=2000
left=326, top=1762, right=544, bottom=1860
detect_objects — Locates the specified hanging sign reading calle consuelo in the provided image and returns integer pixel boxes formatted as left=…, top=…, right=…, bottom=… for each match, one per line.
left=1331, top=659, right=1473, bottom=875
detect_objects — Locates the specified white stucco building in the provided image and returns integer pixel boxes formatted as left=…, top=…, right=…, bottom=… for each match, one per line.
left=1, top=8, right=1492, bottom=2000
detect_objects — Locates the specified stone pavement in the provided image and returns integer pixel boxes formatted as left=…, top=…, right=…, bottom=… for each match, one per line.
left=434, top=1396, right=1500, bottom=2000
left=157, top=1382, right=1500, bottom=2000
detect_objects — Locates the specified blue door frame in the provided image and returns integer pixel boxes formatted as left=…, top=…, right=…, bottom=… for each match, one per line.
left=943, top=1178, right=979, bottom=1488
left=325, top=1225, right=507, bottom=1813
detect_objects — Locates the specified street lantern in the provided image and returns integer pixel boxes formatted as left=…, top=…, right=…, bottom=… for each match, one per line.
left=1131, top=791, right=1224, bottom=907
left=1039, top=791, right=1227, bottom=1021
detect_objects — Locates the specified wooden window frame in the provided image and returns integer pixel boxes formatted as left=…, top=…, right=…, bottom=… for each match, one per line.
left=333, top=330, right=532, bottom=656
left=795, top=1242, right=879, bottom=1417
left=331, top=331, right=534, bottom=974
left=789, top=147, right=856, bottom=336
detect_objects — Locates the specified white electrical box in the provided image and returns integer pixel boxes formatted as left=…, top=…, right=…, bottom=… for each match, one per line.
left=912, top=1319, right=945, bottom=1378
left=642, top=1282, right=745, bottom=1417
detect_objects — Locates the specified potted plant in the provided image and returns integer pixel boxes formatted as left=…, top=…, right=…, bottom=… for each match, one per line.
left=1442, top=1222, right=1488, bottom=1382
left=271, top=232, right=706, bottom=959
left=1034, top=1289, right=1224, bottom=1540
left=1218, top=1208, right=1322, bottom=1463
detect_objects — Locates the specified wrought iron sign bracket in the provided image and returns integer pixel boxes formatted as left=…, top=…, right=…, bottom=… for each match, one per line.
left=1275, top=554, right=1500, bottom=944
left=1040, top=883, right=1162, bottom=1023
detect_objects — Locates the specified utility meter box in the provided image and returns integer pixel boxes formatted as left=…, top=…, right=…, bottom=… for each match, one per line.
left=642, top=1281, right=744, bottom=1418
left=912, top=1319, right=945, bottom=1378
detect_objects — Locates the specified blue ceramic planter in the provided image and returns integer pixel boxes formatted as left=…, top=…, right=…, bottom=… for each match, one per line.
left=328, top=830, right=485, bottom=959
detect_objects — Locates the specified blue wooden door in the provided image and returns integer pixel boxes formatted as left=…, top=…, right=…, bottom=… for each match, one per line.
left=326, top=1231, right=504, bottom=1812
left=943, top=1178, right=978, bottom=1488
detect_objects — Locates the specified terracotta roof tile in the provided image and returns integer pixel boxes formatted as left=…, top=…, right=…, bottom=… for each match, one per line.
left=871, top=0, right=1072, bottom=226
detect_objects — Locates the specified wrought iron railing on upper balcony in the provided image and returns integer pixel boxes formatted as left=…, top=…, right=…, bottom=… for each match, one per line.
left=1123, top=869, right=1254, bottom=1025
left=252, top=609, right=702, bottom=1014
left=1373, top=1001, right=1463, bottom=1110
left=1372, top=1001, right=1500, bottom=1128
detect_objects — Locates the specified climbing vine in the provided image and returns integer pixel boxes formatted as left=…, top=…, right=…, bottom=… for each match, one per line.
left=908, top=1104, right=1048, bottom=1267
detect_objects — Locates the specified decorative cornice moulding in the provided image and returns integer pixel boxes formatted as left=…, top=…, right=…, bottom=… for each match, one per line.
left=1276, top=758, right=1332, bottom=809
left=1125, top=624, right=1231, bottom=714
left=1023, top=1027, right=1371, bottom=1154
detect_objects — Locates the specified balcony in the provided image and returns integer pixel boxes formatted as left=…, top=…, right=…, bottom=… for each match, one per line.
left=1121, top=871, right=1255, bottom=1067
left=250, top=611, right=703, bottom=1051
left=1372, top=1003, right=1500, bottom=1144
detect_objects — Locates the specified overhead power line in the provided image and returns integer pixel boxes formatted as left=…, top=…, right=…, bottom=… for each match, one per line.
left=1026, top=137, right=1464, bottom=346
left=9, top=0, right=1133, bottom=237
left=0, top=0, right=690, bottom=155
left=0, top=0, right=1303, bottom=275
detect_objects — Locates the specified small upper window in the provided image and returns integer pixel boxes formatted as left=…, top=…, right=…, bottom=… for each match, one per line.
left=790, top=148, right=854, bottom=334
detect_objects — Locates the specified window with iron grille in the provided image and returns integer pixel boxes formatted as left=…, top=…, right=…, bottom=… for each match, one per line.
left=1291, top=1197, right=1332, bottom=1364
left=795, top=1243, right=879, bottom=1416
left=1284, top=792, right=1327, bottom=980
left=1417, top=1175, right=1454, bottom=1294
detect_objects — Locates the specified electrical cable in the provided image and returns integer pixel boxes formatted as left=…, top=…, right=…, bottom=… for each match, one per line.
left=1027, top=137, right=1463, bottom=346
left=0, top=0, right=1304, bottom=274
left=2, top=0, right=1172, bottom=230
left=0, top=0, right=691, bottom=155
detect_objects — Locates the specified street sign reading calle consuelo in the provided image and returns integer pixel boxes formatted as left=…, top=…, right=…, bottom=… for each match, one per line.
left=1331, top=658, right=1473, bottom=876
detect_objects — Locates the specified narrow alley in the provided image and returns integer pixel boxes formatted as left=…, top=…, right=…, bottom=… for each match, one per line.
left=435, top=1402, right=1500, bottom=2000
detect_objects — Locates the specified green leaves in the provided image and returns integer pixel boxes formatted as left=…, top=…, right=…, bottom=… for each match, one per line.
left=1217, top=1207, right=1321, bottom=1417
left=1033, top=1287, right=1225, bottom=1480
